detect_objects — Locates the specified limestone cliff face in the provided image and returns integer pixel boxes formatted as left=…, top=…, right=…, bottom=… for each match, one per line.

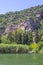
left=0, top=5, right=43, bottom=34
left=4, top=18, right=40, bottom=34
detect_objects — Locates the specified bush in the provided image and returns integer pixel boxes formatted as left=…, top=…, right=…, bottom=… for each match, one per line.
left=29, top=43, right=39, bottom=53
left=0, top=44, right=29, bottom=53
left=1, top=35, right=11, bottom=44
left=39, top=47, right=43, bottom=53
left=38, top=41, right=43, bottom=46
left=17, top=44, right=29, bottom=53
left=0, top=44, right=17, bottom=53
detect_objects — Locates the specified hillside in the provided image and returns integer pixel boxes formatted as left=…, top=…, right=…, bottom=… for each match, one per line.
left=0, top=5, right=43, bottom=53
left=0, top=5, right=43, bottom=34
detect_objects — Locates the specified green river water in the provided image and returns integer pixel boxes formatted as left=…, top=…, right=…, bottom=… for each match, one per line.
left=0, top=54, right=43, bottom=65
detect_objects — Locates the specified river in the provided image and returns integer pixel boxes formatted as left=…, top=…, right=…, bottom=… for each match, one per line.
left=0, top=54, right=43, bottom=65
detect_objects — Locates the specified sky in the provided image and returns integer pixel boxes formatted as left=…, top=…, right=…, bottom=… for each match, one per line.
left=0, top=0, right=43, bottom=14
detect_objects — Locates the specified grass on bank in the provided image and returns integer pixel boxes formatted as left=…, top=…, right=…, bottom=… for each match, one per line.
left=0, top=42, right=43, bottom=53
left=0, top=43, right=29, bottom=53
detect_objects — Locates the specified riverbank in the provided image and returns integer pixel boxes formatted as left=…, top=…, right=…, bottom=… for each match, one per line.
left=0, top=44, right=29, bottom=53
left=0, top=43, right=43, bottom=53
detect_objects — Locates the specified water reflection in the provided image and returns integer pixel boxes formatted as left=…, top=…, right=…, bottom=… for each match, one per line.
left=0, top=54, right=43, bottom=65
left=32, top=54, right=38, bottom=60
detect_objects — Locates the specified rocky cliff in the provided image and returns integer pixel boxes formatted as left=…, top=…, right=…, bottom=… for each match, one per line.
left=0, top=5, right=43, bottom=34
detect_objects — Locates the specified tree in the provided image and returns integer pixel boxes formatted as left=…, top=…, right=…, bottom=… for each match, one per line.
left=14, top=29, right=33, bottom=44
left=7, top=32, right=15, bottom=42
left=14, top=28, right=25, bottom=44
left=1, top=35, right=11, bottom=44
left=28, top=32, right=33, bottom=44
left=0, top=34, right=2, bottom=43
left=2, top=18, right=6, bottom=23
left=40, top=20, right=43, bottom=29
left=35, top=30, right=41, bottom=43
left=22, top=32, right=28, bottom=44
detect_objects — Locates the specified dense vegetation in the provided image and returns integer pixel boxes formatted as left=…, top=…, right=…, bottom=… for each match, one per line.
left=0, top=5, right=43, bottom=27
left=0, top=5, right=43, bottom=53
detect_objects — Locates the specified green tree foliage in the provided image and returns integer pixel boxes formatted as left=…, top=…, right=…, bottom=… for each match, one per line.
left=7, top=32, right=15, bottom=42
left=1, top=35, right=11, bottom=44
left=2, top=18, right=6, bottom=23
left=22, top=32, right=28, bottom=44
left=35, top=30, right=41, bottom=43
left=28, top=32, right=33, bottom=43
left=0, top=34, right=2, bottom=43
left=40, top=20, right=43, bottom=29
left=14, top=29, right=32, bottom=44
left=14, top=29, right=24, bottom=44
